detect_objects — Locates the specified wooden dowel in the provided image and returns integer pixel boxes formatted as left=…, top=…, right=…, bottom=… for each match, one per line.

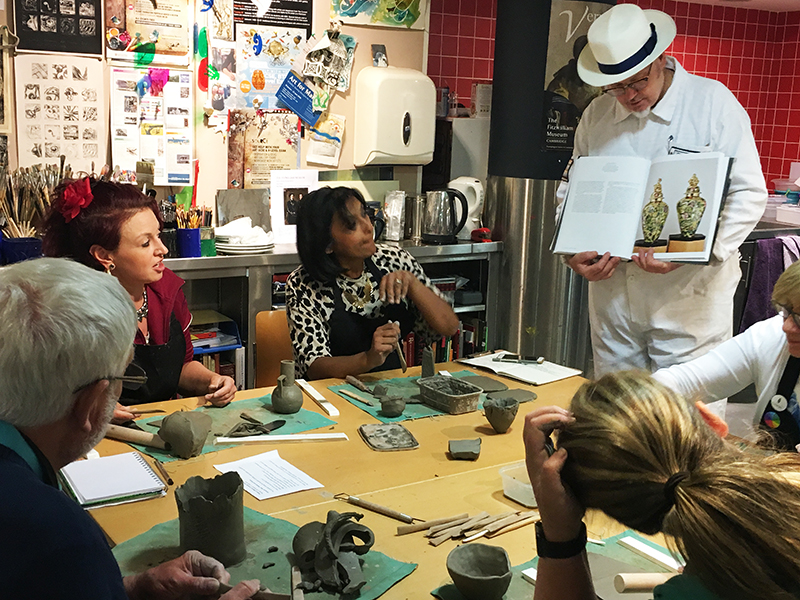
left=613, top=573, right=674, bottom=593
left=426, top=516, right=470, bottom=536
left=461, top=512, right=516, bottom=535
left=217, top=582, right=290, bottom=600
left=105, top=424, right=167, bottom=449
left=429, top=512, right=490, bottom=546
left=485, top=515, right=537, bottom=538
left=340, top=495, right=415, bottom=523
left=338, top=389, right=375, bottom=406
left=397, top=513, right=469, bottom=535
left=485, top=511, right=538, bottom=534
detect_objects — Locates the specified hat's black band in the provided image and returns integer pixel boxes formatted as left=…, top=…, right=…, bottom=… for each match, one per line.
left=597, top=23, right=657, bottom=75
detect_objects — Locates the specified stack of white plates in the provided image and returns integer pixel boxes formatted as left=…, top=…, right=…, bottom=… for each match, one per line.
left=216, top=241, right=274, bottom=255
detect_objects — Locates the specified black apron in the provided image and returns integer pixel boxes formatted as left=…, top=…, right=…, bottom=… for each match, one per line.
left=120, top=313, right=186, bottom=405
left=759, top=356, right=800, bottom=451
left=329, top=258, right=416, bottom=373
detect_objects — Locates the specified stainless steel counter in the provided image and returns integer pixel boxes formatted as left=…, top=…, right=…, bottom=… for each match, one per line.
left=165, top=240, right=504, bottom=388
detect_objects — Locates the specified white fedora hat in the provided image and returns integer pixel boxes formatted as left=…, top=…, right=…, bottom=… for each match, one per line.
left=577, top=4, right=676, bottom=87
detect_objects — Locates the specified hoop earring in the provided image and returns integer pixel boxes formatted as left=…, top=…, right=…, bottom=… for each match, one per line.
left=105, top=262, right=115, bottom=274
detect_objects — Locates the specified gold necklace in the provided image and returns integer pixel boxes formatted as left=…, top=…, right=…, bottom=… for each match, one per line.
left=342, top=278, right=373, bottom=309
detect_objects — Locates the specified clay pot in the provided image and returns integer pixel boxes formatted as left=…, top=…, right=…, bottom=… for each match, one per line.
left=272, top=360, right=303, bottom=414
left=379, top=395, right=405, bottom=417
left=446, top=543, right=512, bottom=600
left=483, top=397, right=519, bottom=434
left=176, top=472, right=246, bottom=566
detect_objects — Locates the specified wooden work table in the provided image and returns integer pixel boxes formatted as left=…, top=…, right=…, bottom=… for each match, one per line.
left=92, top=363, right=604, bottom=595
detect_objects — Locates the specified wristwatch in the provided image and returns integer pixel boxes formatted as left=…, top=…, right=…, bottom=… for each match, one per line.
left=535, top=521, right=587, bottom=559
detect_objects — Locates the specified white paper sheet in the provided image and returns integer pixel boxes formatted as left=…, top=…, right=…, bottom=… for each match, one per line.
left=214, top=449, right=322, bottom=501
left=269, top=168, right=318, bottom=244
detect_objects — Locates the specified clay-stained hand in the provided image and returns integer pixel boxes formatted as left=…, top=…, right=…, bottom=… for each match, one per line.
left=523, top=407, right=585, bottom=542
left=366, top=321, right=401, bottom=369
left=124, top=550, right=260, bottom=600
left=205, top=374, right=236, bottom=405
left=566, top=251, right=621, bottom=282
left=630, top=247, right=682, bottom=274
left=111, top=402, right=137, bottom=423
left=379, top=270, right=418, bottom=304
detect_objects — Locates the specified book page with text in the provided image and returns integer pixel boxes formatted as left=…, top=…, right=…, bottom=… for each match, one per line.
left=553, top=156, right=651, bottom=257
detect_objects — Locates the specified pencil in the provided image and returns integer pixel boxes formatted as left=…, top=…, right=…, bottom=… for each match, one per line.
left=152, top=458, right=173, bottom=485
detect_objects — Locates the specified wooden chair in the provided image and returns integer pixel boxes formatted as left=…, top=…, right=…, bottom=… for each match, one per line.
left=255, top=310, right=294, bottom=388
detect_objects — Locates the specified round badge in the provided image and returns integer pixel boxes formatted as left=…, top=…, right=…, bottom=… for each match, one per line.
left=240, top=80, right=252, bottom=93
left=763, top=411, right=781, bottom=429
left=771, top=394, right=788, bottom=412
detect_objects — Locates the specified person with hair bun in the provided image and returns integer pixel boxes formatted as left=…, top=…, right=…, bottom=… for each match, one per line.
left=286, top=186, right=458, bottom=380
left=42, top=178, right=235, bottom=418
left=524, top=371, right=800, bottom=600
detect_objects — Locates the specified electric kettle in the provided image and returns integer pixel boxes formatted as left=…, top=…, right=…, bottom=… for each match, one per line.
left=422, top=189, right=468, bottom=244
left=448, top=176, right=485, bottom=241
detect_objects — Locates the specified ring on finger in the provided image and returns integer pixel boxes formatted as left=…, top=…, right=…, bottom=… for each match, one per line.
left=394, top=279, right=403, bottom=286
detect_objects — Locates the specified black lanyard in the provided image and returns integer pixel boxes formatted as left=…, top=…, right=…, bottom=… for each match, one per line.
left=760, top=356, right=800, bottom=451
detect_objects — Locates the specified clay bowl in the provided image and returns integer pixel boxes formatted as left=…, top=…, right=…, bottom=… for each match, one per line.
left=379, top=395, right=406, bottom=418
left=446, top=543, right=512, bottom=600
left=483, top=397, right=520, bottom=434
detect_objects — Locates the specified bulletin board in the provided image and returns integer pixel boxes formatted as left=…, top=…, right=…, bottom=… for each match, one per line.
left=110, top=66, right=195, bottom=185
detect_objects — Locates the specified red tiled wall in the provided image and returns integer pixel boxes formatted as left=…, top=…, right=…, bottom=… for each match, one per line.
left=427, top=0, right=800, bottom=186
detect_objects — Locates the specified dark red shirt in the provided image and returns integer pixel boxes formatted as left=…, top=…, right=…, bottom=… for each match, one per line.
left=134, top=267, right=193, bottom=365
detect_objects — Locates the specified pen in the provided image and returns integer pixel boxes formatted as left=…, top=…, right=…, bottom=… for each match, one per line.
left=152, top=458, right=173, bottom=485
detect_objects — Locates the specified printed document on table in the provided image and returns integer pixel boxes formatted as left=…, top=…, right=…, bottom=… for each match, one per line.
left=214, top=450, right=322, bottom=501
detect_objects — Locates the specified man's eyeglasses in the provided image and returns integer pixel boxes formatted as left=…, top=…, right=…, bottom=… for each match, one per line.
left=774, top=302, right=800, bottom=328
left=602, top=64, right=653, bottom=97
left=72, top=363, right=148, bottom=394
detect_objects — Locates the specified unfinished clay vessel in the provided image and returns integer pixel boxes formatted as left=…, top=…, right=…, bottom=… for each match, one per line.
left=379, top=395, right=405, bottom=417
left=446, top=543, right=512, bottom=600
left=176, top=472, right=246, bottom=566
left=483, top=397, right=519, bottom=434
left=272, top=360, right=303, bottom=414
left=159, top=411, right=212, bottom=458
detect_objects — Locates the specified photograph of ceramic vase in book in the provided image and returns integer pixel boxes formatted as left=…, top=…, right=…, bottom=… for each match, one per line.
left=669, top=173, right=707, bottom=253
left=635, top=178, right=669, bottom=253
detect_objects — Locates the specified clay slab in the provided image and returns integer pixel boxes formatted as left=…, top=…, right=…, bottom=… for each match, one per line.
left=459, top=375, right=508, bottom=393
left=487, top=388, right=538, bottom=403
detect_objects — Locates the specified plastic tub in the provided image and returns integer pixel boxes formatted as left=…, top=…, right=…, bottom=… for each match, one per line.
left=772, top=178, right=800, bottom=192
left=499, top=462, right=537, bottom=508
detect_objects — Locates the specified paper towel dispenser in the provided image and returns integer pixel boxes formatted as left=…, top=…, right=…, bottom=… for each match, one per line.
left=353, top=66, right=436, bottom=167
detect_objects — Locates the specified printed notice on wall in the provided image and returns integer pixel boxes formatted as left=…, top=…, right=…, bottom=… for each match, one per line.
left=15, top=0, right=103, bottom=54
left=233, top=0, right=311, bottom=38
left=331, top=0, right=427, bottom=29
left=110, top=66, right=194, bottom=185
left=105, top=0, right=191, bottom=65
left=15, top=55, right=107, bottom=172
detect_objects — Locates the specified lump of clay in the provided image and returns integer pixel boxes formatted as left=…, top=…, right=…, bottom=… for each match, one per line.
left=449, top=438, right=481, bottom=460
left=379, top=395, right=405, bottom=418
left=159, top=411, right=212, bottom=458
left=292, top=510, right=375, bottom=595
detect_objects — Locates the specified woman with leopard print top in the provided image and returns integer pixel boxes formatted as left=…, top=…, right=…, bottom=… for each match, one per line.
left=286, top=187, right=459, bottom=380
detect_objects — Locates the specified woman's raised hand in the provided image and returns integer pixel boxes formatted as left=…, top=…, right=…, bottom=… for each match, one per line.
left=379, top=270, right=418, bottom=304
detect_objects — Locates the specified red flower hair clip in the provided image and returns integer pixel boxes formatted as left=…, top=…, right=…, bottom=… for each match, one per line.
left=60, top=177, right=94, bottom=223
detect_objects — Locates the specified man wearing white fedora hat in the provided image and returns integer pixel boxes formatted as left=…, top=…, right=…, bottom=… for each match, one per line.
left=558, top=4, right=767, bottom=376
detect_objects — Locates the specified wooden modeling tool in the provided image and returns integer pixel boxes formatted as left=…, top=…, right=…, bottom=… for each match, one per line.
left=345, top=375, right=372, bottom=394
left=215, top=432, right=348, bottom=444
left=152, top=457, right=173, bottom=485
left=396, top=513, right=469, bottom=535
left=216, top=582, right=290, bottom=600
left=129, top=408, right=166, bottom=416
left=391, top=320, right=407, bottom=372
left=105, top=424, right=167, bottom=449
left=338, top=389, right=376, bottom=407
left=335, top=493, right=417, bottom=523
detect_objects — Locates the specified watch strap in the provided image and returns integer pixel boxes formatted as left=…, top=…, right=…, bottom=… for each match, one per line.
left=535, top=521, right=587, bottom=559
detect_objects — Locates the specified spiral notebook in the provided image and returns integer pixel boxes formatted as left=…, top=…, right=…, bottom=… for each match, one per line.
left=59, top=452, right=167, bottom=509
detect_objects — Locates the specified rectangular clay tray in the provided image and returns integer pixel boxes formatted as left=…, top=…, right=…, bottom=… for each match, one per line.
left=417, top=375, right=482, bottom=414
left=358, top=423, right=419, bottom=451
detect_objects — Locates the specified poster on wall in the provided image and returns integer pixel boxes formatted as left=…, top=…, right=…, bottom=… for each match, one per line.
left=233, top=0, right=312, bottom=38
left=331, top=0, right=427, bottom=30
left=235, top=24, right=306, bottom=109
left=227, top=109, right=299, bottom=189
left=14, top=0, right=103, bottom=54
left=109, top=66, right=194, bottom=185
left=541, top=0, right=612, bottom=152
left=105, top=0, right=191, bottom=65
left=14, top=54, right=107, bottom=172
left=269, top=168, right=318, bottom=244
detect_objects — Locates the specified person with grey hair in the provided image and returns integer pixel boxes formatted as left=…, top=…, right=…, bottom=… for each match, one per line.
left=0, top=258, right=260, bottom=600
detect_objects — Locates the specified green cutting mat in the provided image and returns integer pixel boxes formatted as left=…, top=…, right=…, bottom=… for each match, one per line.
left=431, top=530, right=676, bottom=600
left=328, top=371, right=488, bottom=423
left=129, top=396, right=336, bottom=463
left=114, top=506, right=417, bottom=599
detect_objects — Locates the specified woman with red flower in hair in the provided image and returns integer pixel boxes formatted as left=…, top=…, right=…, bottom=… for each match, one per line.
left=43, top=179, right=236, bottom=419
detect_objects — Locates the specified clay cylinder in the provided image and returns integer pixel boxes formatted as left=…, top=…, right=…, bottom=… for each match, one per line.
left=483, top=397, right=519, bottom=434
left=271, top=360, right=303, bottom=414
left=176, top=472, right=246, bottom=566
